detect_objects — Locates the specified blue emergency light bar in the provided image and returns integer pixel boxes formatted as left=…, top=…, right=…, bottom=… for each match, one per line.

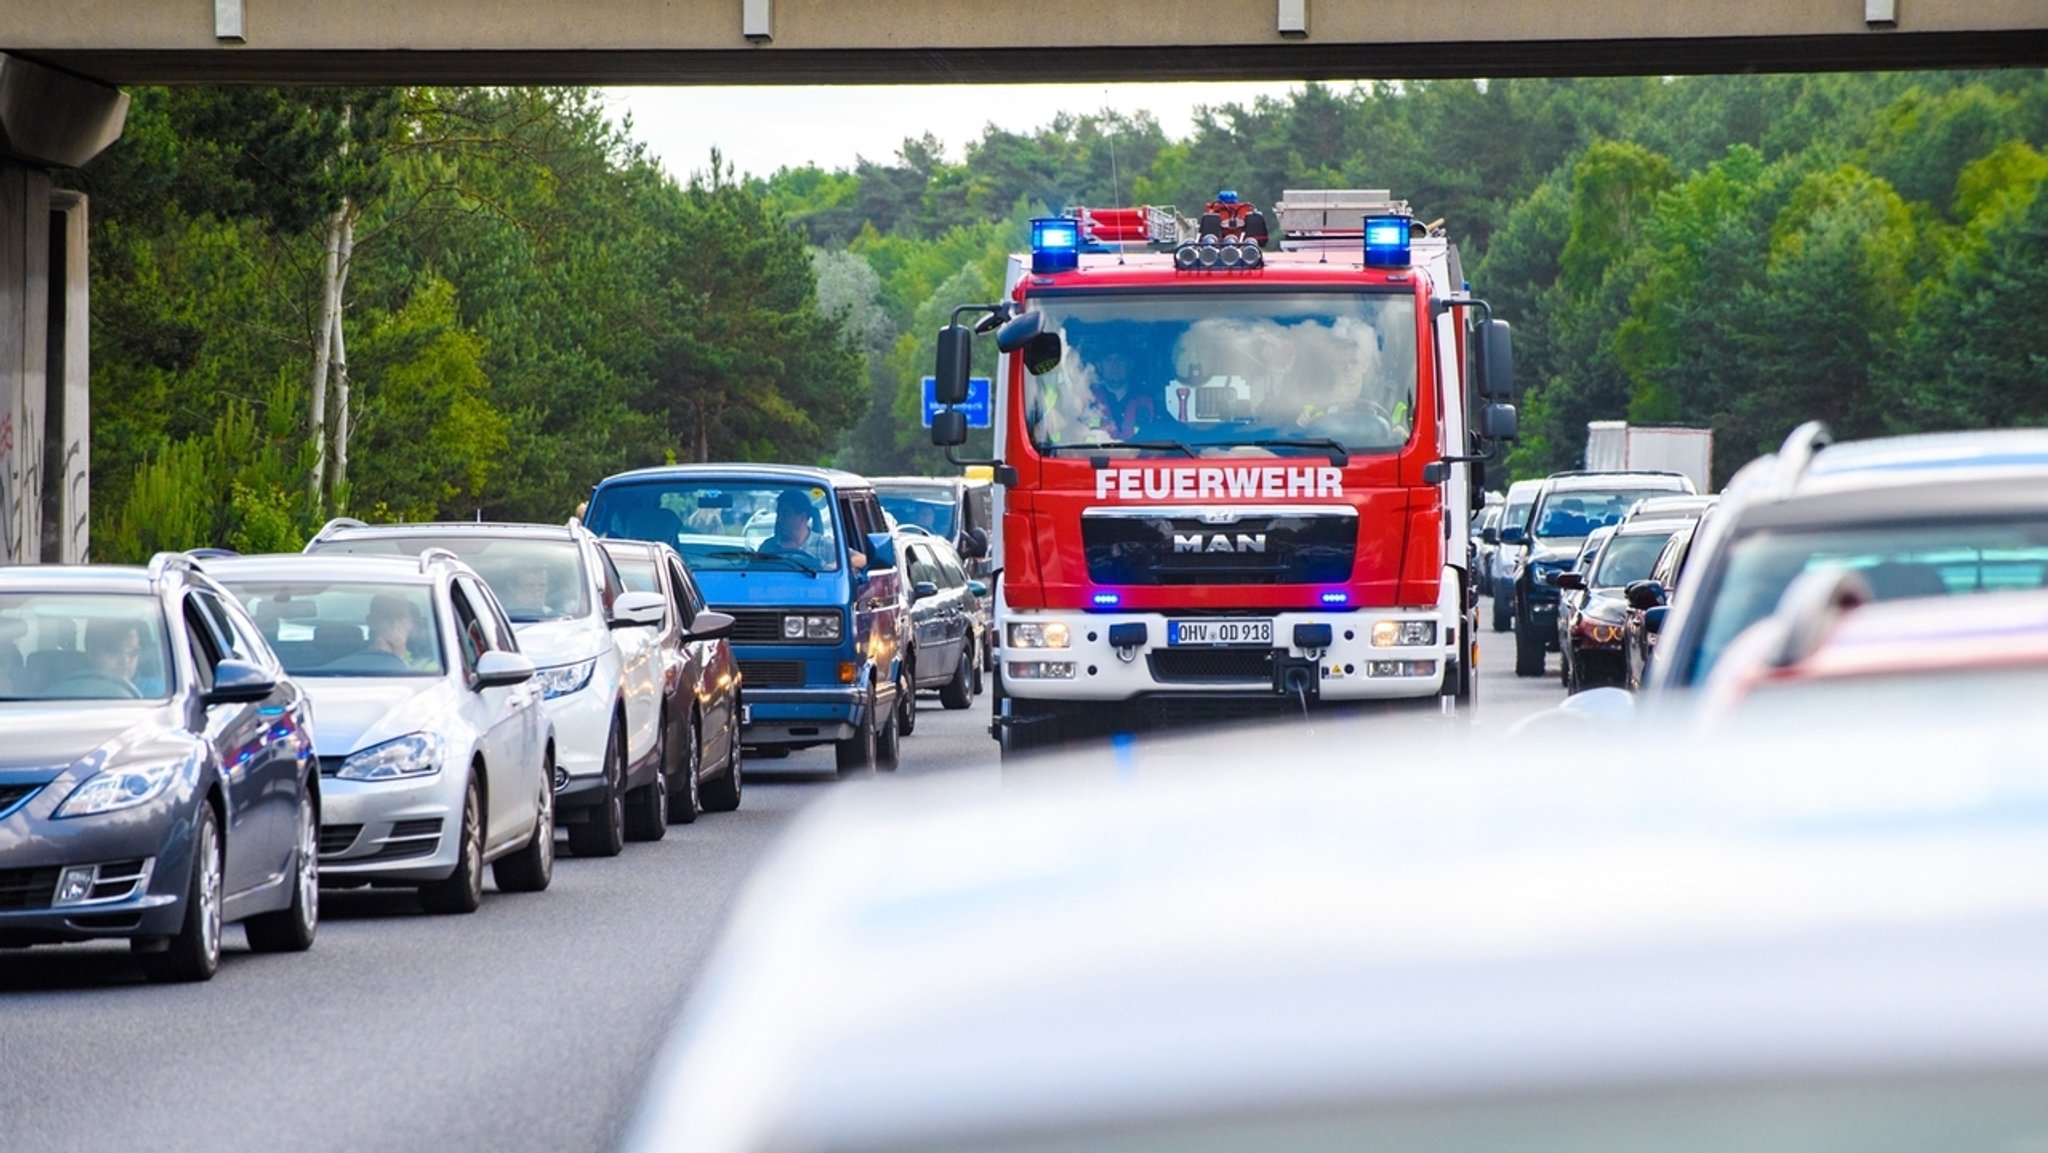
left=1031, top=217, right=1081, bottom=274
left=1363, top=215, right=1411, bottom=268
left=1320, top=591, right=1350, bottom=605
left=1091, top=592, right=1121, bottom=608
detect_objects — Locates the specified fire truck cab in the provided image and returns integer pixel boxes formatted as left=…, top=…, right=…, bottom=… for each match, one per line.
left=932, top=190, right=1517, bottom=751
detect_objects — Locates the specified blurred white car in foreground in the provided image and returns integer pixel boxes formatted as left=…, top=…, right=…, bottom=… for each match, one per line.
left=622, top=708, right=2048, bottom=1153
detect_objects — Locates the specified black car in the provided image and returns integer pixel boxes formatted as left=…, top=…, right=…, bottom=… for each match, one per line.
left=1558, top=521, right=1685, bottom=692
left=873, top=476, right=995, bottom=668
left=0, top=555, right=319, bottom=981
left=597, top=539, right=743, bottom=821
left=1623, top=516, right=1706, bottom=692
left=1646, top=425, right=2048, bottom=697
left=900, top=534, right=986, bottom=713
left=1505, top=471, right=1696, bottom=677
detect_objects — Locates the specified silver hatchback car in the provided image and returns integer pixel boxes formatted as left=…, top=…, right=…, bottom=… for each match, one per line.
left=211, top=552, right=555, bottom=913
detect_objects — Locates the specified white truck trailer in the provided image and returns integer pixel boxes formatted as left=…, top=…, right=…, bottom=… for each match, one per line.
left=1585, top=421, right=1713, bottom=492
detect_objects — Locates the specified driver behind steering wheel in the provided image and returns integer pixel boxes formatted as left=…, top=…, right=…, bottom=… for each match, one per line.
left=71, top=617, right=145, bottom=697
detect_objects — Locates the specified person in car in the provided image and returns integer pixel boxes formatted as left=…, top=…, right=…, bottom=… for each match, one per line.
left=69, top=617, right=144, bottom=695
left=759, top=490, right=829, bottom=564
left=365, top=593, right=433, bottom=671
left=500, top=566, right=556, bottom=618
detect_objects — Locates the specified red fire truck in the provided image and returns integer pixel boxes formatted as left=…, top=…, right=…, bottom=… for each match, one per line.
left=929, top=190, right=1518, bottom=752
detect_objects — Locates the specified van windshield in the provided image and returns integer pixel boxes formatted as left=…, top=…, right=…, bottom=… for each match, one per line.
left=876, top=487, right=957, bottom=540
left=590, top=481, right=842, bottom=574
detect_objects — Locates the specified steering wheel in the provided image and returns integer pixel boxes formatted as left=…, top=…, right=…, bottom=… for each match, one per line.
left=47, top=670, right=142, bottom=699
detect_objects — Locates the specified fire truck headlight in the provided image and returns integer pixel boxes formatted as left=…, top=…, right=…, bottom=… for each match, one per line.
left=1008, top=622, right=1072, bottom=650
left=1174, top=245, right=1202, bottom=270
left=1371, top=621, right=1438, bottom=648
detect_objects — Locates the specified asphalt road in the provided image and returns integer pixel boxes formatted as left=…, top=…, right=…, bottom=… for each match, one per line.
left=0, top=605, right=1561, bottom=1153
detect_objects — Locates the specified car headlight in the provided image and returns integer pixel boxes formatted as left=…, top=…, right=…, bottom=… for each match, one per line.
left=533, top=658, right=598, bottom=700
left=54, top=762, right=181, bottom=818
left=1007, top=621, right=1071, bottom=649
left=785, top=613, right=841, bottom=641
left=337, top=733, right=443, bottom=781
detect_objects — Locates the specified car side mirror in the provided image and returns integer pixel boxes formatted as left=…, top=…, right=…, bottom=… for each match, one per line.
left=1481, top=527, right=1499, bottom=545
left=1555, top=571, right=1586, bottom=591
left=865, top=532, right=897, bottom=571
left=1643, top=605, right=1669, bottom=635
left=911, top=580, right=939, bottom=602
left=204, top=659, right=276, bottom=705
left=473, top=650, right=536, bottom=689
left=967, top=579, right=988, bottom=598
left=1625, top=580, right=1667, bottom=612
left=1500, top=526, right=1527, bottom=546
left=961, top=526, right=989, bottom=559
left=684, top=610, right=734, bottom=642
left=610, top=590, right=667, bottom=630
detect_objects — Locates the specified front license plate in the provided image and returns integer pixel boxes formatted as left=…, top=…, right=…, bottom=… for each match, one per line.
left=1168, top=619, right=1274, bottom=647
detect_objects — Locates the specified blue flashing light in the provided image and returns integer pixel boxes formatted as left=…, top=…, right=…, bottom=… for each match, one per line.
left=1363, top=215, right=1411, bottom=268
left=1215, top=189, right=1241, bottom=205
left=1091, top=592, right=1121, bottom=608
left=1032, top=216, right=1081, bottom=274
left=1320, top=591, right=1351, bottom=605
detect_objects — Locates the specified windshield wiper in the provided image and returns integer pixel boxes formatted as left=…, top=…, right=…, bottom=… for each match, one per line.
left=702, top=549, right=819, bottom=575
left=1043, top=440, right=1199, bottom=461
left=1231, top=438, right=1350, bottom=466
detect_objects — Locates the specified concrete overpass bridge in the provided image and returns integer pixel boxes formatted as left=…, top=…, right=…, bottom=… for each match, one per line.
left=2, top=0, right=2046, bottom=560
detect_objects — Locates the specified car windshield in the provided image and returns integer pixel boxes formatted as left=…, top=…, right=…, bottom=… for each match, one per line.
left=224, top=581, right=444, bottom=677
left=588, top=480, right=842, bottom=574
left=1022, top=291, right=1418, bottom=456
left=1533, top=488, right=1683, bottom=539
left=0, top=593, right=173, bottom=702
left=309, top=536, right=591, bottom=623
left=876, top=488, right=957, bottom=540
left=1688, top=518, right=2048, bottom=685
left=1591, top=531, right=1677, bottom=588
left=1503, top=498, right=1534, bottom=533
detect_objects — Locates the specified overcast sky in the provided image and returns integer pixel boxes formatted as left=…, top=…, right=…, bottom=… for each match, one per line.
left=605, top=82, right=1302, bottom=180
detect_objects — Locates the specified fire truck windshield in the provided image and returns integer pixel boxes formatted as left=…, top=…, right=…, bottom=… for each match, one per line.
left=1023, top=292, right=1418, bottom=457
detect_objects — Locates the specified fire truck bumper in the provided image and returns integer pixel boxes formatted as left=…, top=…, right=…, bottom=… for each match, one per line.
left=998, top=609, right=1452, bottom=703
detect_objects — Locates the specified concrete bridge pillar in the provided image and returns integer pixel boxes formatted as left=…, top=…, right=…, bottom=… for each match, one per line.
left=0, top=53, right=123, bottom=563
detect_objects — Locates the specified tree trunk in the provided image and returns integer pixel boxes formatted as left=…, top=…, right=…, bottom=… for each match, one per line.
left=330, top=208, right=356, bottom=511
left=308, top=204, right=344, bottom=505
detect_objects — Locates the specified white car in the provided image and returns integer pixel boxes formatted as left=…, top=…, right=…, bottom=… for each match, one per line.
left=621, top=703, right=2048, bottom=1152
left=305, top=519, right=666, bottom=857
left=211, top=552, right=555, bottom=913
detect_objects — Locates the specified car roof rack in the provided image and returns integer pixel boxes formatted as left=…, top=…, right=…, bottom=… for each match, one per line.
left=1767, top=421, right=1834, bottom=500
left=312, top=516, right=368, bottom=542
left=147, top=551, right=198, bottom=581
left=417, top=547, right=462, bottom=574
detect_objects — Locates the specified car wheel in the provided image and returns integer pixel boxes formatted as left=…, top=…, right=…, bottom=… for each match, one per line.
left=703, top=712, right=743, bottom=812
left=1513, top=601, right=1546, bottom=678
left=1491, top=589, right=1512, bottom=632
left=896, top=656, right=917, bottom=736
left=667, top=713, right=702, bottom=825
left=876, top=688, right=901, bottom=772
left=141, top=804, right=223, bottom=983
left=939, top=645, right=974, bottom=710
left=968, top=639, right=985, bottom=697
left=835, top=683, right=878, bottom=776
left=568, top=718, right=628, bottom=857
left=245, top=785, right=319, bottom=953
left=493, top=753, right=555, bottom=894
left=419, top=774, right=485, bottom=915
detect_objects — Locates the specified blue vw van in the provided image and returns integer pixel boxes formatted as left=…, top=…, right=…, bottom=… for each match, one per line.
left=585, top=465, right=909, bottom=774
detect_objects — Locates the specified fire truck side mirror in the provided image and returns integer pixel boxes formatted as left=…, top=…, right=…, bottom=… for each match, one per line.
left=1479, top=319, right=1516, bottom=400
left=931, top=408, right=969, bottom=447
left=1479, top=402, right=1519, bottom=442
left=935, top=325, right=974, bottom=405
left=994, top=310, right=1043, bottom=354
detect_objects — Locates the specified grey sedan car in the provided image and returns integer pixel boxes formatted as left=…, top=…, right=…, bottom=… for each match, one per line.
left=0, top=555, right=319, bottom=981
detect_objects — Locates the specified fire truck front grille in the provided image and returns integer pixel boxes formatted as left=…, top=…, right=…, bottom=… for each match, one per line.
left=1148, top=648, right=1278, bottom=684
left=1081, top=507, right=1355, bottom=586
